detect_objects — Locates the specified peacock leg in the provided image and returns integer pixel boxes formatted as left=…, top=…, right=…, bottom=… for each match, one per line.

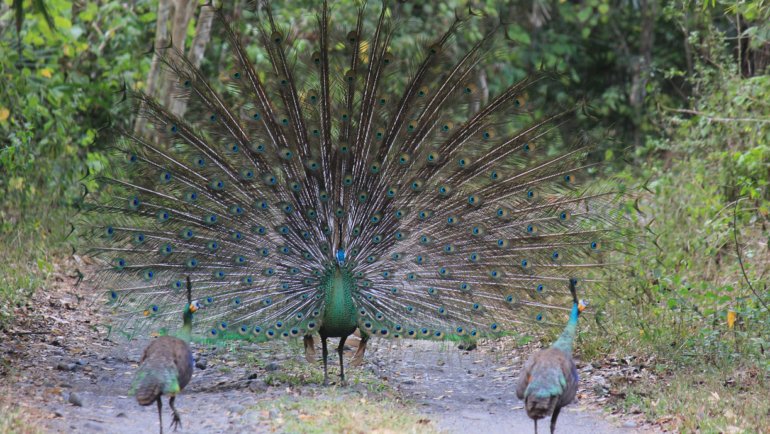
left=303, top=334, right=316, bottom=363
left=321, top=335, right=330, bottom=386
left=533, top=419, right=538, bottom=434
left=349, top=331, right=369, bottom=367
left=550, top=406, right=561, bottom=434
left=169, top=396, right=182, bottom=431
left=337, top=335, right=348, bottom=386
left=156, top=397, right=163, bottom=434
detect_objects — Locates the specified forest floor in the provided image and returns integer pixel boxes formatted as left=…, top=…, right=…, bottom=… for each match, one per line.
left=1, top=259, right=660, bottom=434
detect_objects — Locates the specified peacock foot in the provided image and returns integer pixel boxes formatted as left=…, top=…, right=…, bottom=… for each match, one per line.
left=303, top=335, right=316, bottom=363
left=349, top=353, right=364, bottom=367
left=304, top=346, right=316, bottom=363
left=170, top=412, right=182, bottom=432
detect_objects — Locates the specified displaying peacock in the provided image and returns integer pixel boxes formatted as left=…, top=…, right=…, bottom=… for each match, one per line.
left=131, top=277, right=198, bottom=434
left=90, top=1, right=623, bottom=385
left=516, top=278, right=585, bottom=434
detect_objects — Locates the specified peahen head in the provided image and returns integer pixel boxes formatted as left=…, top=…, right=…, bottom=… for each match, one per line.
left=568, top=278, right=588, bottom=319
left=181, top=276, right=198, bottom=330
left=182, top=300, right=199, bottom=326
left=184, top=300, right=199, bottom=317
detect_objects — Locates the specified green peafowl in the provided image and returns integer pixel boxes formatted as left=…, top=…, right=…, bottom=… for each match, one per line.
left=90, top=1, right=623, bottom=386
left=516, top=278, right=585, bottom=434
left=132, top=277, right=198, bottom=434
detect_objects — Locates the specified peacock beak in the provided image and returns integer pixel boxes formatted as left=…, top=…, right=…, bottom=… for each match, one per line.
left=189, top=302, right=199, bottom=313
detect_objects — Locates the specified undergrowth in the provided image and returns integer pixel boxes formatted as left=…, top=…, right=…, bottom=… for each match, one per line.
left=0, top=205, right=70, bottom=329
left=578, top=62, right=770, bottom=432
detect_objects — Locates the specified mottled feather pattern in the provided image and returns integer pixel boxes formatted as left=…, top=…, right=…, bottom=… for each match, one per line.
left=516, top=281, right=583, bottom=433
left=87, top=1, right=622, bottom=347
left=132, top=330, right=194, bottom=405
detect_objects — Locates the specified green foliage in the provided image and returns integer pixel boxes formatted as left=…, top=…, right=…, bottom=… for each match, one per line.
left=0, top=0, right=152, bottom=214
left=0, top=0, right=154, bottom=326
left=0, top=0, right=769, bottom=429
left=575, top=2, right=770, bottom=430
left=620, top=0, right=770, bottom=368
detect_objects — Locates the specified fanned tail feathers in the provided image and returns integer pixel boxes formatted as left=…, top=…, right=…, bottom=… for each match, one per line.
left=86, top=1, right=625, bottom=344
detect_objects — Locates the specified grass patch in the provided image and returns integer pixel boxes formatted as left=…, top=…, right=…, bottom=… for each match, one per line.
left=230, top=340, right=391, bottom=392
left=613, top=362, right=769, bottom=432
left=229, top=341, right=433, bottom=432
left=263, top=360, right=326, bottom=387
left=578, top=288, right=770, bottom=432
left=252, top=392, right=437, bottom=434
left=0, top=210, right=63, bottom=328
left=0, top=400, right=43, bottom=434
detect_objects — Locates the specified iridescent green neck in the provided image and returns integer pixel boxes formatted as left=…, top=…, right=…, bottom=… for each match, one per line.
left=551, top=303, right=579, bottom=355
left=320, top=266, right=357, bottom=336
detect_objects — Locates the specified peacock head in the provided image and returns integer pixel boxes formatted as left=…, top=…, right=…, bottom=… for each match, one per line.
left=336, top=248, right=346, bottom=264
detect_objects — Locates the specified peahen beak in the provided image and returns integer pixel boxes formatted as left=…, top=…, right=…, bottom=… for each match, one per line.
left=578, top=299, right=588, bottom=313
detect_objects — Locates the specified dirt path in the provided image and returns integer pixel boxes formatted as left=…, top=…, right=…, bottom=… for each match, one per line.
left=2, top=270, right=653, bottom=433
left=367, top=339, right=647, bottom=433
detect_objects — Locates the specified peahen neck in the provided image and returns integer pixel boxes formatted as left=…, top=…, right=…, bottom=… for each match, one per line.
left=177, top=307, right=193, bottom=342
left=320, top=266, right=358, bottom=337
left=551, top=303, right=579, bottom=356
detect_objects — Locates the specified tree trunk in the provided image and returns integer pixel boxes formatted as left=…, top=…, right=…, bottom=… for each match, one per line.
left=161, top=0, right=199, bottom=111
left=133, top=0, right=172, bottom=135
left=169, top=4, right=215, bottom=117
left=134, top=1, right=216, bottom=136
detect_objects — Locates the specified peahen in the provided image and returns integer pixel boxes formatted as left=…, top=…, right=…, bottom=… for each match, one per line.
left=132, top=276, right=198, bottom=434
left=515, top=278, right=585, bottom=434
left=90, top=1, right=622, bottom=385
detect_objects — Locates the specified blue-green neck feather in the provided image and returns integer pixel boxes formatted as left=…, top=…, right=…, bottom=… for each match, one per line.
left=320, top=266, right=357, bottom=336
left=551, top=303, right=579, bottom=355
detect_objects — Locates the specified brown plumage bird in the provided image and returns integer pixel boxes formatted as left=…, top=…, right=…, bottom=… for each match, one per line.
left=132, top=276, right=198, bottom=434
left=516, top=278, right=586, bottom=434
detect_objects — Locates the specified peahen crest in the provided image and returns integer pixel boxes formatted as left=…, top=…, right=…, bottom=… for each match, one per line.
left=88, top=1, right=624, bottom=347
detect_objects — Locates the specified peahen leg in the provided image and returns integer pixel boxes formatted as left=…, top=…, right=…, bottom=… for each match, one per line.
left=303, top=334, right=316, bottom=363
left=156, top=397, right=163, bottom=434
left=349, top=331, right=368, bottom=367
left=550, top=406, right=562, bottom=434
left=337, top=335, right=348, bottom=386
left=169, top=396, right=182, bottom=431
left=533, top=419, right=537, bottom=434
left=321, top=335, right=329, bottom=386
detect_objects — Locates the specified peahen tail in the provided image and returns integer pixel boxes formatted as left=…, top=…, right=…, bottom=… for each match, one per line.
left=86, top=2, right=624, bottom=345
left=132, top=361, right=179, bottom=405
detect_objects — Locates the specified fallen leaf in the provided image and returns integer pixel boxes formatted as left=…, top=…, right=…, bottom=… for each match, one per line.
left=727, top=310, right=736, bottom=329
